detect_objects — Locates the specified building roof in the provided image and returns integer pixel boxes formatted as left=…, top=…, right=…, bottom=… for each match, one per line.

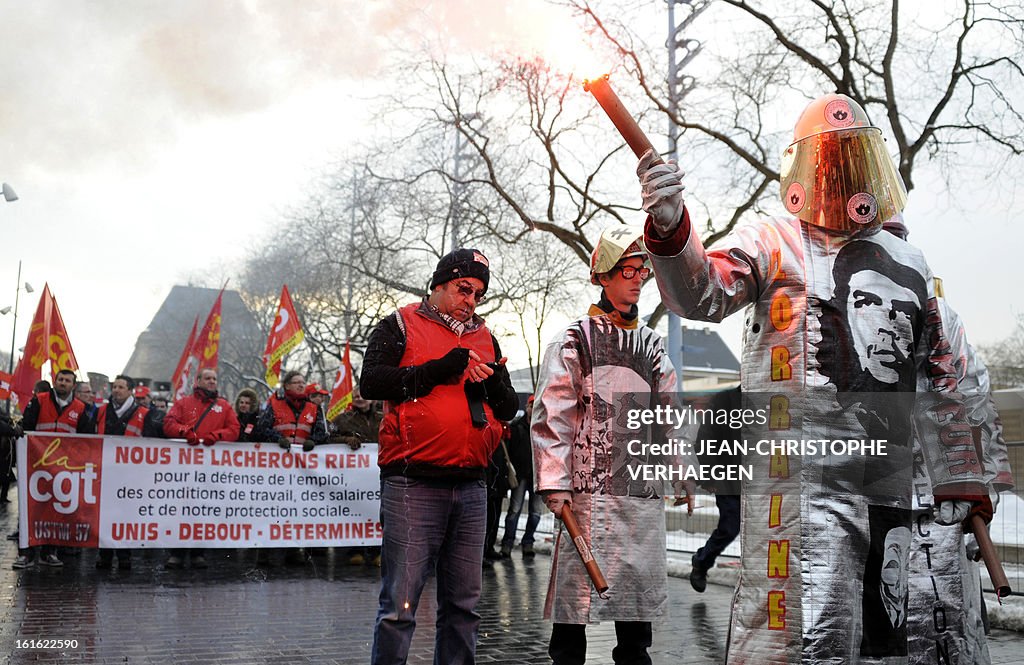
left=122, top=285, right=264, bottom=395
left=679, top=326, right=740, bottom=372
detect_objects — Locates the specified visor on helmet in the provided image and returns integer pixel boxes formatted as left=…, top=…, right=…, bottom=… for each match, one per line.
left=780, top=126, right=907, bottom=231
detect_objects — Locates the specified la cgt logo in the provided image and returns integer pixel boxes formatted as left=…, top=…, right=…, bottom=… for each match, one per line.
left=27, top=435, right=103, bottom=548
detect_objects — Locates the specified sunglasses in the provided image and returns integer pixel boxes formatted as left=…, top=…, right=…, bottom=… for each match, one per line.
left=453, top=281, right=486, bottom=303
left=613, top=266, right=652, bottom=280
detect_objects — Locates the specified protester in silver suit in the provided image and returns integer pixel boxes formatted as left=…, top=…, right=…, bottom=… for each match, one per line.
left=636, top=93, right=992, bottom=663
left=886, top=215, right=1010, bottom=665
left=532, top=226, right=694, bottom=665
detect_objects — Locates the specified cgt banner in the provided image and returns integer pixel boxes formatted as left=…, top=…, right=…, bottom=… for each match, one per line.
left=16, top=434, right=382, bottom=549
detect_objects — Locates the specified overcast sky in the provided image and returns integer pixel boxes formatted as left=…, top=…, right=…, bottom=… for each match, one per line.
left=2, top=1, right=1021, bottom=382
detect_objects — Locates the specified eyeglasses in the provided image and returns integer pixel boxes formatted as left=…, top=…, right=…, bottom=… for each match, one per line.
left=613, top=265, right=651, bottom=280
left=453, top=281, right=486, bottom=303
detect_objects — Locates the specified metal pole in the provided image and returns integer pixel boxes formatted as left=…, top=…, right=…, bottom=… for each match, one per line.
left=346, top=167, right=356, bottom=340
left=6, top=260, right=22, bottom=414
left=665, top=0, right=685, bottom=392
left=664, top=0, right=706, bottom=392
left=451, top=128, right=465, bottom=252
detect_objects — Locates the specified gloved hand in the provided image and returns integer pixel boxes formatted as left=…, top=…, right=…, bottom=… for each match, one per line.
left=278, top=436, right=292, bottom=450
left=934, top=499, right=971, bottom=526
left=184, top=429, right=199, bottom=446
left=302, top=440, right=315, bottom=452
left=544, top=491, right=573, bottom=519
left=13, top=424, right=24, bottom=438
left=423, top=347, right=471, bottom=385
left=201, top=434, right=216, bottom=447
left=343, top=436, right=361, bottom=451
left=637, top=149, right=686, bottom=237
left=935, top=494, right=994, bottom=530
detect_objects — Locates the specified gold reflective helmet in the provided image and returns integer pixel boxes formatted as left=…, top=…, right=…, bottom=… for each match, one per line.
left=779, top=93, right=907, bottom=231
left=590, top=225, right=647, bottom=285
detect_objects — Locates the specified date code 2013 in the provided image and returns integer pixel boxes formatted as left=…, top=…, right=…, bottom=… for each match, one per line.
left=15, top=639, right=79, bottom=649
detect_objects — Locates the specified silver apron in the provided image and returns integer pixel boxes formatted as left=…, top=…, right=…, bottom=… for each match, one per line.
left=533, top=313, right=679, bottom=623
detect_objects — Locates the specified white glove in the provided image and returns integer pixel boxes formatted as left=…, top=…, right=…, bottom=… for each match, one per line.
left=935, top=499, right=971, bottom=526
left=637, top=149, right=686, bottom=237
left=543, top=491, right=573, bottom=518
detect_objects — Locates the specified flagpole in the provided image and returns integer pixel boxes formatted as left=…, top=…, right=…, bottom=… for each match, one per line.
left=4, top=261, right=21, bottom=414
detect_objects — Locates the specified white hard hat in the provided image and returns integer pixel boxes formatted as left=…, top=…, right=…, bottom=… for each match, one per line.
left=590, top=226, right=647, bottom=285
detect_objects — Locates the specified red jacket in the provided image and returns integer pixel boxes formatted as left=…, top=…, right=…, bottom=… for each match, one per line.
left=163, top=389, right=240, bottom=443
left=377, top=303, right=503, bottom=470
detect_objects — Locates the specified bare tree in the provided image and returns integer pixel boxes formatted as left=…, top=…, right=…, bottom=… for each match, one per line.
left=979, top=314, right=1024, bottom=389
left=567, top=0, right=1024, bottom=210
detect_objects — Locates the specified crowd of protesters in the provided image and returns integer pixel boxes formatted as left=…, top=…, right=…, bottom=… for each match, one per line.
left=2, top=365, right=385, bottom=571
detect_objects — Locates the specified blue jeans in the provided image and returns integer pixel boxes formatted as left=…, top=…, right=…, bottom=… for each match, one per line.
left=371, top=475, right=487, bottom=665
left=500, top=476, right=542, bottom=548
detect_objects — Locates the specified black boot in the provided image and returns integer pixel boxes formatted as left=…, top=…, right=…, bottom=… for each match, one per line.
left=689, top=554, right=708, bottom=593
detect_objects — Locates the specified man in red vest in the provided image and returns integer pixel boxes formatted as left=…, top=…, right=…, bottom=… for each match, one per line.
left=254, top=371, right=326, bottom=453
left=96, top=375, right=162, bottom=439
left=94, top=374, right=162, bottom=571
left=361, top=248, right=518, bottom=665
left=13, top=368, right=94, bottom=569
left=161, top=368, right=239, bottom=569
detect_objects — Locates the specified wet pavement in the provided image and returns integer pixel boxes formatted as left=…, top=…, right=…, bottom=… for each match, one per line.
left=0, top=493, right=1021, bottom=664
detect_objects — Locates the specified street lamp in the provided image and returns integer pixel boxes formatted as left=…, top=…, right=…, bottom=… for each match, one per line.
left=1, top=183, right=17, bottom=203
left=3, top=261, right=33, bottom=413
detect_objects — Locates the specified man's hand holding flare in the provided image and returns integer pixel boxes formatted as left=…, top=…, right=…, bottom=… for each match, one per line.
left=637, top=149, right=686, bottom=237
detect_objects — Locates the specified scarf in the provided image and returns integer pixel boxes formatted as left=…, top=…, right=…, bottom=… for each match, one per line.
left=588, top=289, right=639, bottom=330
left=422, top=297, right=482, bottom=337
left=112, top=395, right=135, bottom=419
left=284, top=390, right=307, bottom=411
left=194, top=387, right=219, bottom=402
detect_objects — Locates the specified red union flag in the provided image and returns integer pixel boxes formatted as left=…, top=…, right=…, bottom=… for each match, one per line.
left=171, top=316, right=199, bottom=401
left=262, top=285, right=305, bottom=388
left=0, top=371, right=13, bottom=401
left=172, top=289, right=223, bottom=400
left=11, top=284, right=80, bottom=405
left=196, top=290, right=224, bottom=371
left=326, top=343, right=355, bottom=421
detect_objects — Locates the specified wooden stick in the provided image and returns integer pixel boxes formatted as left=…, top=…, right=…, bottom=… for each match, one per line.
left=559, top=504, right=609, bottom=596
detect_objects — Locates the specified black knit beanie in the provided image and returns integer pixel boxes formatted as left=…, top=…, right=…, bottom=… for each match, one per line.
left=429, top=248, right=490, bottom=291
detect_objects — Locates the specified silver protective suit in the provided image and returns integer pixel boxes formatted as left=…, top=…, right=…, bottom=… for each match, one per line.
left=909, top=296, right=995, bottom=665
left=647, top=216, right=987, bottom=664
left=533, top=311, right=679, bottom=624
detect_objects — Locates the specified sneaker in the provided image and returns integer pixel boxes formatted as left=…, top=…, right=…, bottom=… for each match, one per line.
left=371, top=553, right=382, bottom=568
left=521, top=543, right=535, bottom=557
left=347, top=553, right=365, bottom=566
left=191, top=555, right=208, bottom=569
left=165, top=556, right=182, bottom=569
left=12, top=554, right=34, bottom=569
left=499, top=543, right=512, bottom=558
left=39, top=553, right=63, bottom=567
left=689, top=555, right=707, bottom=593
